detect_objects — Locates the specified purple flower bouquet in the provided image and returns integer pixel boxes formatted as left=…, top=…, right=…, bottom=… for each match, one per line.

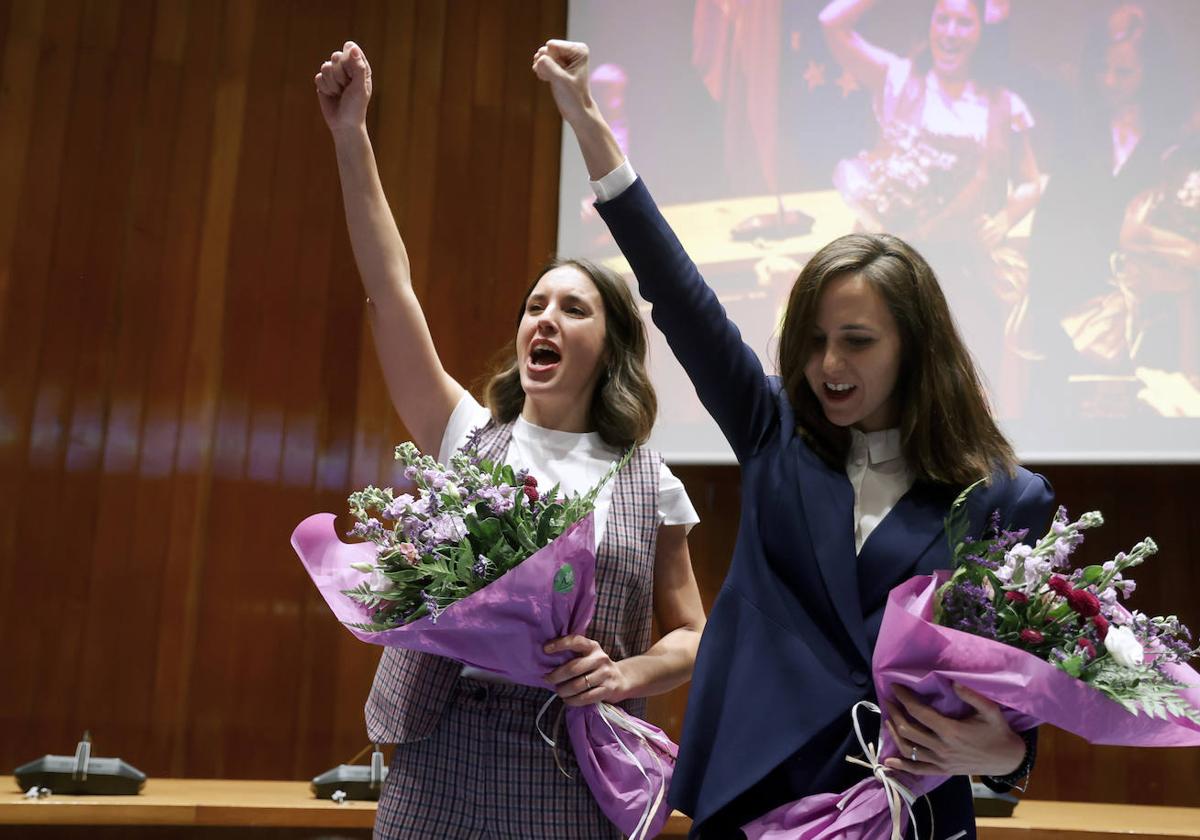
left=291, top=442, right=676, bottom=840
left=743, top=491, right=1200, bottom=840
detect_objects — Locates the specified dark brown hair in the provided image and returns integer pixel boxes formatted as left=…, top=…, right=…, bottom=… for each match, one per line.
left=776, top=233, right=1016, bottom=486
left=483, top=258, right=656, bottom=449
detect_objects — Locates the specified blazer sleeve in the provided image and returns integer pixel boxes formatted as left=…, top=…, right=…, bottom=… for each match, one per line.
left=1007, top=470, right=1057, bottom=542
left=595, top=177, right=781, bottom=461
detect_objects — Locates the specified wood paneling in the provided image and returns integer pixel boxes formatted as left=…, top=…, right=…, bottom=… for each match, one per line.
left=0, top=0, right=568, bottom=782
left=0, top=0, right=1196, bottom=812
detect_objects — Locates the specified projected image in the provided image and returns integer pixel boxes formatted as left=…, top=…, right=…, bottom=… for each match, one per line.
left=558, top=0, right=1200, bottom=461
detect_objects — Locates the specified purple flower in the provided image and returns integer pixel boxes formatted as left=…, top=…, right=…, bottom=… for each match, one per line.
left=422, top=469, right=448, bottom=491
left=420, top=590, right=444, bottom=624
left=472, top=554, right=492, bottom=578
left=475, top=485, right=515, bottom=515
left=1109, top=603, right=1134, bottom=625
left=349, top=518, right=385, bottom=541
left=383, top=493, right=416, bottom=520
left=422, top=514, right=466, bottom=546
left=409, top=494, right=439, bottom=518
left=941, top=581, right=998, bottom=639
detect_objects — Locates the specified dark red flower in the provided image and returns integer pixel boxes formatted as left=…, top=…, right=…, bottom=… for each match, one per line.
left=1067, top=588, right=1101, bottom=618
left=1005, top=591, right=1029, bottom=605
left=523, top=475, right=538, bottom=488
left=1020, top=629, right=1045, bottom=645
left=523, top=484, right=539, bottom=503
left=1048, top=576, right=1073, bottom=597
left=1092, top=614, right=1110, bottom=639
left=1077, top=638, right=1097, bottom=659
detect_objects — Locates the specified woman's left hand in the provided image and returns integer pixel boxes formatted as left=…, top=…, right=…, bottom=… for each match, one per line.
left=882, top=684, right=1026, bottom=777
left=544, top=635, right=629, bottom=707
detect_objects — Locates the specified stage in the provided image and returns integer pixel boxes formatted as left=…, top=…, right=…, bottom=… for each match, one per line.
left=4, top=778, right=1198, bottom=838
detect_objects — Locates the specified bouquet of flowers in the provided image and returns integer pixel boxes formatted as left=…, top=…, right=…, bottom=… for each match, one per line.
left=341, top=442, right=615, bottom=629
left=933, top=492, right=1198, bottom=722
left=291, top=441, right=676, bottom=840
left=833, top=122, right=968, bottom=233
left=743, top=484, right=1200, bottom=840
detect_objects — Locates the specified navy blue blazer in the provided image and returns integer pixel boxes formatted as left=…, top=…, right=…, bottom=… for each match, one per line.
left=596, top=178, right=1056, bottom=835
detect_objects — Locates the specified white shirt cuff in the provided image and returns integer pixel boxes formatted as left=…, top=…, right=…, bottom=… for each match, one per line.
left=590, top=158, right=637, bottom=203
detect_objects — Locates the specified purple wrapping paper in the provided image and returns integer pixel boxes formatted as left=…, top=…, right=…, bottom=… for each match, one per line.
left=743, top=571, right=1200, bottom=840
left=291, top=511, right=676, bottom=839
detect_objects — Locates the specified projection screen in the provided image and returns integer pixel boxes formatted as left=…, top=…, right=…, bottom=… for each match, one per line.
left=556, top=0, right=1200, bottom=463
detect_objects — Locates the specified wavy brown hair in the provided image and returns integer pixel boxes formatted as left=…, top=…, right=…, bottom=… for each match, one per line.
left=776, top=233, right=1015, bottom=486
left=482, top=258, right=656, bottom=449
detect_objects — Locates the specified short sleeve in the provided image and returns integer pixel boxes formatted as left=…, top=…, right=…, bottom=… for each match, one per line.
left=436, top=393, right=492, bottom=464
left=658, top=463, right=700, bottom=532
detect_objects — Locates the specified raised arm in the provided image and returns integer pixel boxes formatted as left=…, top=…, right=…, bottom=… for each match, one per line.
left=819, top=0, right=894, bottom=97
left=315, top=42, right=463, bottom=457
left=533, top=41, right=781, bottom=459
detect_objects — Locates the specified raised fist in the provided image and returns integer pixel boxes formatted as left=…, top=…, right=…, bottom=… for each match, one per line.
left=532, top=39, right=593, bottom=124
left=315, top=41, right=372, bottom=133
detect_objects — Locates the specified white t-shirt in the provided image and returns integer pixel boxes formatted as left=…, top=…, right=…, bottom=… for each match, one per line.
left=438, top=393, right=699, bottom=546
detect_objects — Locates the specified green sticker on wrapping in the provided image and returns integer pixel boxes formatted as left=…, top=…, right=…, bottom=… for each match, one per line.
left=554, top=563, right=575, bottom=594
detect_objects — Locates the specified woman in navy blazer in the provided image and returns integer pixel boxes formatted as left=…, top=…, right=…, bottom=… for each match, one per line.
left=535, top=41, right=1056, bottom=839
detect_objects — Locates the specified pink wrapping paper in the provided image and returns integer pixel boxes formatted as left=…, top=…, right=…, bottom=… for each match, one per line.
left=291, top=511, right=676, bottom=839
left=743, top=571, right=1200, bottom=839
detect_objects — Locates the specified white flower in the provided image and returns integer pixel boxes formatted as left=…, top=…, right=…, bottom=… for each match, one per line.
left=1022, top=556, right=1051, bottom=590
left=350, top=561, right=374, bottom=573
left=369, top=570, right=395, bottom=593
left=1006, top=543, right=1034, bottom=562
left=1103, top=625, right=1145, bottom=668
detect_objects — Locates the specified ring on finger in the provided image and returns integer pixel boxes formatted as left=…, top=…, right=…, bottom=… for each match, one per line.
left=583, top=674, right=591, bottom=690
left=910, top=745, right=918, bottom=762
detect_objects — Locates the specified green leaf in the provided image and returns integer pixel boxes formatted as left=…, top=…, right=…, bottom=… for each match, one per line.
left=537, top=503, right=565, bottom=545
left=1081, top=565, right=1105, bottom=585
left=454, top=541, right=474, bottom=577
left=514, top=517, right=538, bottom=554
left=1059, top=655, right=1084, bottom=678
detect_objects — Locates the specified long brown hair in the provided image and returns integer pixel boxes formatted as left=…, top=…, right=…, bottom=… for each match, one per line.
left=482, top=258, right=656, bottom=449
left=776, top=233, right=1015, bottom=486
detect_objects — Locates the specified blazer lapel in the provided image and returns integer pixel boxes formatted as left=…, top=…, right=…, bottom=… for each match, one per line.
left=857, top=481, right=955, bottom=610
left=796, top=452, right=870, bottom=664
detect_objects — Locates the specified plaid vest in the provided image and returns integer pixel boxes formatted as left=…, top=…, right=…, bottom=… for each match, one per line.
left=365, top=419, right=662, bottom=743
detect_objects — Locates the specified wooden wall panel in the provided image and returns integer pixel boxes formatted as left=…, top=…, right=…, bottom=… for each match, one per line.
left=0, top=0, right=1196, bottom=813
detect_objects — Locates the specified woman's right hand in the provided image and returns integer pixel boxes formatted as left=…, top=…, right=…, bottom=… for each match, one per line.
left=532, top=40, right=594, bottom=126
left=314, top=41, right=372, bottom=135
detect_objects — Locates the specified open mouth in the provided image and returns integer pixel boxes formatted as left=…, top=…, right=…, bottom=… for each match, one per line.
left=823, top=382, right=856, bottom=402
left=527, top=341, right=562, bottom=372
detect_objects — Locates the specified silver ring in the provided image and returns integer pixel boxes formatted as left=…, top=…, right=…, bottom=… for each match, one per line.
left=910, top=745, right=918, bottom=762
left=583, top=674, right=592, bottom=689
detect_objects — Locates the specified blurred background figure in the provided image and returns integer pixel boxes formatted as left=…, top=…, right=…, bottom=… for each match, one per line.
left=822, top=0, right=1042, bottom=399
left=1025, top=2, right=1187, bottom=417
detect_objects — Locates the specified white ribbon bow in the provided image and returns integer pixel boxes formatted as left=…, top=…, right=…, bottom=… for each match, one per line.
left=840, top=700, right=922, bottom=840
